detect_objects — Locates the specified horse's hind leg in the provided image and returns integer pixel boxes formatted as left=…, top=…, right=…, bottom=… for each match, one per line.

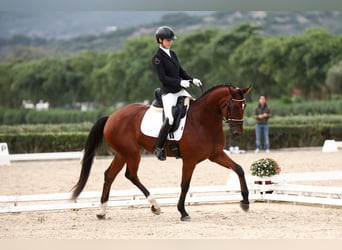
left=177, top=162, right=196, bottom=221
left=124, top=154, right=161, bottom=215
left=97, top=154, right=125, bottom=219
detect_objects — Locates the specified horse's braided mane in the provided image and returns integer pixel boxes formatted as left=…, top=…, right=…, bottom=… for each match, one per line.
left=195, top=84, right=237, bottom=101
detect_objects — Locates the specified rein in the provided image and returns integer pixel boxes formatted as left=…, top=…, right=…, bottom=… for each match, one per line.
left=189, top=81, right=206, bottom=99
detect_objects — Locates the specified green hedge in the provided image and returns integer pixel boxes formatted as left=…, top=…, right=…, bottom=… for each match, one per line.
left=1, top=124, right=342, bottom=154
left=0, top=107, right=114, bottom=125
left=0, top=123, right=93, bottom=134
left=1, top=132, right=87, bottom=153
left=1, top=116, right=340, bottom=135
left=0, top=132, right=112, bottom=155
left=226, top=124, right=342, bottom=150
left=244, top=99, right=342, bottom=117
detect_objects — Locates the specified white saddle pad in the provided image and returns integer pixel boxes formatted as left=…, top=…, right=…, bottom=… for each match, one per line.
left=140, top=105, right=189, bottom=141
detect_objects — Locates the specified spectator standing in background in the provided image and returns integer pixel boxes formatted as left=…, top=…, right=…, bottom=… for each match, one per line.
left=254, top=95, right=271, bottom=153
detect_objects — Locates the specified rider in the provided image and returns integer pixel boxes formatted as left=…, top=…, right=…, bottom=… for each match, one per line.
left=152, top=26, right=202, bottom=161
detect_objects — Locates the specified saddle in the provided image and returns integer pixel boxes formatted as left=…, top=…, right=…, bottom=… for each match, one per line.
left=152, top=88, right=188, bottom=138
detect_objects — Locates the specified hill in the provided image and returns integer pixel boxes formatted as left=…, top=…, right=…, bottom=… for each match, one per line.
left=1, top=11, right=342, bottom=60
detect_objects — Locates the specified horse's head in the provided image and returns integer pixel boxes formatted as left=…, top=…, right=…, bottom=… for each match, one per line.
left=223, top=85, right=252, bottom=136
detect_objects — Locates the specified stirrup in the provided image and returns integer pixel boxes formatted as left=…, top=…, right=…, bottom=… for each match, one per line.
left=154, top=147, right=166, bottom=161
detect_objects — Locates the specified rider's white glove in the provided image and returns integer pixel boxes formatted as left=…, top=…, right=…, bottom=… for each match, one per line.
left=192, top=78, right=202, bottom=87
left=180, top=80, right=190, bottom=88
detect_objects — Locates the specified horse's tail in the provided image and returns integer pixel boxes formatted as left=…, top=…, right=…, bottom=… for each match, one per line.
left=71, top=116, right=109, bottom=200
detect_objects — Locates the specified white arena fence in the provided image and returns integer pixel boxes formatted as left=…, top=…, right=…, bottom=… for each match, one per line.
left=0, top=143, right=84, bottom=166
left=1, top=146, right=342, bottom=213
left=1, top=171, right=342, bottom=213
left=239, top=171, right=342, bottom=207
left=8, top=151, right=84, bottom=162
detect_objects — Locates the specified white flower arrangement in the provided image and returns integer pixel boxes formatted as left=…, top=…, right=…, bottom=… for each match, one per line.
left=250, top=157, right=281, bottom=177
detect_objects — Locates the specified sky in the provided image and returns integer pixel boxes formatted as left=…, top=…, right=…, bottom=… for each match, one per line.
left=0, top=0, right=341, bottom=11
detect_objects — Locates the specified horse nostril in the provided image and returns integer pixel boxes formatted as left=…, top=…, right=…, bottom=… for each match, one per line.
left=230, top=128, right=241, bottom=136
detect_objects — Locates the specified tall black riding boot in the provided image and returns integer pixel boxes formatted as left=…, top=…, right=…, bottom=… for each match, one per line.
left=154, top=118, right=172, bottom=161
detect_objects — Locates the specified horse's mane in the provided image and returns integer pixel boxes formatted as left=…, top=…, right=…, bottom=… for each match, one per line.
left=195, top=84, right=238, bottom=102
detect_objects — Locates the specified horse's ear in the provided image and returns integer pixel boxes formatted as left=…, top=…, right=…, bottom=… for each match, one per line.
left=243, top=85, right=252, bottom=95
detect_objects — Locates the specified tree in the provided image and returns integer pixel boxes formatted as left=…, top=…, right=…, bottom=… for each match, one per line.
left=297, top=29, right=342, bottom=98
left=230, top=36, right=274, bottom=99
left=257, top=36, right=289, bottom=97
left=108, top=37, right=157, bottom=103
left=10, top=60, right=46, bottom=107
left=0, top=62, right=15, bottom=107
left=326, top=60, right=342, bottom=95
left=175, top=28, right=221, bottom=85
left=1, top=24, right=342, bottom=110
left=39, top=58, right=68, bottom=107
left=63, top=50, right=98, bottom=105
left=3, top=46, right=53, bottom=61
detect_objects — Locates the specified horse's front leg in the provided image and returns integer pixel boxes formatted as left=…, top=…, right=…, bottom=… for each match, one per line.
left=177, top=162, right=196, bottom=221
left=209, top=151, right=249, bottom=212
left=235, top=163, right=250, bottom=212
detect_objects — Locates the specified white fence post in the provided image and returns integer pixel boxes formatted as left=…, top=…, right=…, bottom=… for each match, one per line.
left=0, top=143, right=10, bottom=166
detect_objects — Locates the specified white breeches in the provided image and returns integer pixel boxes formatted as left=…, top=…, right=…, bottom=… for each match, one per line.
left=162, top=89, right=191, bottom=125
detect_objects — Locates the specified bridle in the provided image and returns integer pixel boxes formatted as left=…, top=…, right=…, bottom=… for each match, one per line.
left=222, top=96, right=246, bottom=125
left=195, top=84, right=246, bottom=126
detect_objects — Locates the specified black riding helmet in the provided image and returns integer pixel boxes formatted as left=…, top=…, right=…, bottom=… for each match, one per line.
left=155, top=26, right=177, bottom=43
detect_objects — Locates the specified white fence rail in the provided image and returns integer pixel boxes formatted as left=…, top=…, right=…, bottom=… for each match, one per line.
left=1, top=171, right=342, bottom=213
left=9, top=151, right=83, bottom=161
left=0, top=185, right=259, bottom=213
left=0, top=147, right=84, bottom=166
left=243, top=171, right=342, bottom=208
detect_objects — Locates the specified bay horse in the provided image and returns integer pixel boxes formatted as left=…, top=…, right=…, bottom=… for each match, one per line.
left=71, top=84, right=252, bottom=221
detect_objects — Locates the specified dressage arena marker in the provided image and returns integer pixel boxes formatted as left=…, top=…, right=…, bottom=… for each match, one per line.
left=0, top=143, right=10, bottom=166
left=322, top=139, right=339, bottom=152
left=1, top=171, right=342, bottom=213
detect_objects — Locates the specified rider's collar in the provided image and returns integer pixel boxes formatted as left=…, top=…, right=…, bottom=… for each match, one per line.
left=160, top=46, right=171, bottom=57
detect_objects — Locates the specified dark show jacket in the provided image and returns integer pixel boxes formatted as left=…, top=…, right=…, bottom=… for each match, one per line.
left=152, top=48, right=193, bottom=94
left=254, top=104, right=272, bottom=124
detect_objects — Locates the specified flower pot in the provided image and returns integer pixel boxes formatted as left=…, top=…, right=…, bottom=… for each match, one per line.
left=254, top=180, right=273, bottom=194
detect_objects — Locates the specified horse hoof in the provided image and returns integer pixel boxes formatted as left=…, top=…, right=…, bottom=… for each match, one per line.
left=96, top=213, right=106, bottom=220
left=240, top=201, right=250, bottom=212
left=180, top=215, right=191, bottom=222
left=151, top=206, right=161, bottom=215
